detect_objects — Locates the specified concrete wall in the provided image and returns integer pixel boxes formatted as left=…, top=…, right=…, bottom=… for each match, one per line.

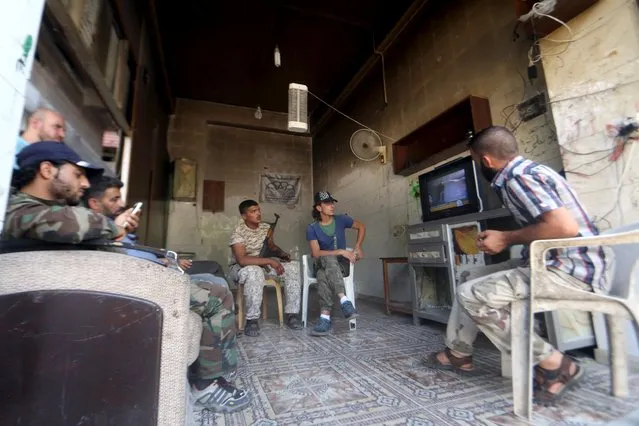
left=540, top=0, right=639, bottom=230
left=166, top=100, right=312, bottom=269
left=313, top=0, right=563, bottom=300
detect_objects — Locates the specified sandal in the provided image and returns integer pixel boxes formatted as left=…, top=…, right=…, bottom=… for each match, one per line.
left=533, top=355, right=584, bottom=406
left=423, top=347, right=475, bottom=373
left=244, top=320, right=260, bottom=337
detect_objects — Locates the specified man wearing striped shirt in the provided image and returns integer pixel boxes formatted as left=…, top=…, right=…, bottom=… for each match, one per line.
left=423, top=126, right=611, bottom=405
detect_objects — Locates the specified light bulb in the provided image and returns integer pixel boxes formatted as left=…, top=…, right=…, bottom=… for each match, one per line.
left=255, top=106, right=262, bottom=120
left=274, top=45, right=281, bottom=68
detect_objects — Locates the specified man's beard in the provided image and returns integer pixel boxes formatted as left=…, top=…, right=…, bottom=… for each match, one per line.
left=479, top=163, right=500, bottom=183
left=107, top=207, right=124, bottom=220
left=50, top=174, right=81, bottom=205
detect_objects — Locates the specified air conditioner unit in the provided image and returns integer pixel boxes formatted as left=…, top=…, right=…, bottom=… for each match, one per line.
left=288, top=83, right=308, bottom=133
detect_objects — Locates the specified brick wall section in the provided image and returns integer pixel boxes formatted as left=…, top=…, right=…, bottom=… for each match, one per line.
left=313, top=0, right=563, bottom=300
left=166, top=99, right=313, bottom=267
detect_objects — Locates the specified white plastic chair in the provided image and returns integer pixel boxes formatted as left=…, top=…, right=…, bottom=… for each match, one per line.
left=301, top=250, right=357, bottom=331
left=511, top=223, right=639, bottom=420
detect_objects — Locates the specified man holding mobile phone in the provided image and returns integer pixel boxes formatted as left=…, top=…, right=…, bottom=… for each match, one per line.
left=82, top=177, right=229, bottom=287
left=74, top=172, right=247, bottom=412
left=3, top=142, right=138, bottom=242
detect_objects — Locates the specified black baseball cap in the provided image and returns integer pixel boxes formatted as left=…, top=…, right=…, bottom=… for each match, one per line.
left=17, top=141, right=104, bottom=177
left=314, top=191, right=338, bottom=204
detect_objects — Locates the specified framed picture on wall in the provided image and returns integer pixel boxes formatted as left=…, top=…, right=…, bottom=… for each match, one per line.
left=172, top=158, right=197, bottom=201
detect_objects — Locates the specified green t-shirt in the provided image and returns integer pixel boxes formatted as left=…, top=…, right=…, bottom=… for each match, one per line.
left=319, top=219, right=337, bottom=249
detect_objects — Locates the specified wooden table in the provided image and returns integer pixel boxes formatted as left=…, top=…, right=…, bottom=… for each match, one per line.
left=380, top=257, right=411, bottom=316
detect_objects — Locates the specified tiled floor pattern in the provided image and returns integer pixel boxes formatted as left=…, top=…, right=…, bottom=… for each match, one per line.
left=191, top=300, right=639, bottom=425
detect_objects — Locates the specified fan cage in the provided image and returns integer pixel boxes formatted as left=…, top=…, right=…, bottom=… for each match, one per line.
left=350, top=129, right=383, bottom=161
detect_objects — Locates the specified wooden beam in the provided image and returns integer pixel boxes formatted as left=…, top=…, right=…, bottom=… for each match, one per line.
left=206, top=120, right=311, bottom=137
left=109, top=0, right=141, bottom=61
left=311, top=0, right=430, bottom=136
left=279, top=4, right=370, bottom=29
left=147, top=0, right=175, bottom=113
left=45, top=0, right=131, bottom=134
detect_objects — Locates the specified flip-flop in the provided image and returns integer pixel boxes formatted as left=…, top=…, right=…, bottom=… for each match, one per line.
left=422, top=347, right=476, bottom=374
left=533, top=355, right=584, bottom=406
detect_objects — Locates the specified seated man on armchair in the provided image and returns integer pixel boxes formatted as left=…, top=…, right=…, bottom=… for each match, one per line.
left=229, top=199, right=302, bottom=336
left=2, top=142, right=250, bottom=414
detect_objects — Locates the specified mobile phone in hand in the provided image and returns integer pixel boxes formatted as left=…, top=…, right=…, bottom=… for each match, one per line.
left=123, top=202, right=143, bottom=229
left=131, top=202, right=143, bottom=215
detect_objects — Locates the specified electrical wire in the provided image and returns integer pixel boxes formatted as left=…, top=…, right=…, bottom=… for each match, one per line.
left=307, top=90, right=396, bottom=141
left=595, top=139, right=638, bottom=223
left=530, top=2, right=575, bottom=44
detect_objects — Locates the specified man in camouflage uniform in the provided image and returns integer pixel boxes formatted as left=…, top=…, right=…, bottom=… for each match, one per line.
left=229, top=199, right=303, bottom=336
left=2, top=142, right=250, bottom=413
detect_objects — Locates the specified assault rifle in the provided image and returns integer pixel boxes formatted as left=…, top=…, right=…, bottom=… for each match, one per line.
left=259, top=213, right=282, bottom=258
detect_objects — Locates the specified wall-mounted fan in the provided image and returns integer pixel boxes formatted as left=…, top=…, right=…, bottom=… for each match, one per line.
left=349, top=129, right=387, bottom=164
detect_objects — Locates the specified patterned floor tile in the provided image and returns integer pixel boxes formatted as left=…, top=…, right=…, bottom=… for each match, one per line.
left=190, top=300, right=639, bottom=426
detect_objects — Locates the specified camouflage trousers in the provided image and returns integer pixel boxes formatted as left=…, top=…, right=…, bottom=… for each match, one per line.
left=189, top=279, right=237, bottom=380
left=446, top=259, right=591, bottom=364
left=313, top=256, right=346, bottom=312
left=229, top=261, right=301, bottom=321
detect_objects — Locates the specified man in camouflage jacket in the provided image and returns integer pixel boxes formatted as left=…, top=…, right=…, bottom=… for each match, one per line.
left=2, top=142, right=250, bottom=413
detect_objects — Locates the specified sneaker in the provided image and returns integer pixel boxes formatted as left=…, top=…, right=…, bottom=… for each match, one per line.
left=286, top=314, right=303, bottom=330
left=340, top=301, right=359, bottom=319
left=192, top=377, right=251, bottom=413
left=310, top=317, right=332, bottom=336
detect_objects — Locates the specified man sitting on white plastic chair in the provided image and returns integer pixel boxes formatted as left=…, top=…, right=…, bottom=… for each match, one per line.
left=422, top=126, right=612, bottom=406
left=306, top=191, right=366, bottom=336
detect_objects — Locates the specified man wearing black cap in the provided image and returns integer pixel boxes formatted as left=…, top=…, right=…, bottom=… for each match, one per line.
left=2, top=142, right=252, bottom=413
left=306, top=191, right=366, bottom=336
left=3, top=141, right=138, bottom=242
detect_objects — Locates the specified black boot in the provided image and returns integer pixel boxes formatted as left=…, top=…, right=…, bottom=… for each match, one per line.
left=244, top=319, right=260, bottom=336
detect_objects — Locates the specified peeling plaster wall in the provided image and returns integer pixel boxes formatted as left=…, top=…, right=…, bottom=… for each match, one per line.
left=540, top=0, right=639, bottom=230
left=166, top=100, right=312, bottom=269
left=313, top=0, right=562, bottom=300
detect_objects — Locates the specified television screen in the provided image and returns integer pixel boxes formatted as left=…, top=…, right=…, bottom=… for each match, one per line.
left=426, top=169, right=470, bottom=213
left=418, top=156, right=483, bottom=222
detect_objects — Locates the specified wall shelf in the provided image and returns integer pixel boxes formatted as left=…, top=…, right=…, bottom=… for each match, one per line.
left=392, top=95, right=492, bottom=176
left=45, top=0, right=131, bottom=134
left=514, top=0, right=599, bottom=38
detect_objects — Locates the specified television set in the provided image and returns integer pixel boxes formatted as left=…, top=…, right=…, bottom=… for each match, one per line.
left=418, top=156, right=494, bottom=222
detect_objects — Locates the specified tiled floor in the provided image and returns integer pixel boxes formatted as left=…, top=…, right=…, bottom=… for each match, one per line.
left=191, top=299, right=639, bottom=425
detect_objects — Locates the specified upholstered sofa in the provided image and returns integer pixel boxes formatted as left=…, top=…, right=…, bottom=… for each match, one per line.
left=0, top=249, right=201, bottom=426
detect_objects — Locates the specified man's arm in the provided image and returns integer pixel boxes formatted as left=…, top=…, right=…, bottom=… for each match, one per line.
left=351, top=219, right=366, bottom=258
left=478, top=172, right=579, bottom=255
left=271, top=243, right=291, bottom=261
left=5, top=202, right=122, bottom=243
left=231, top=243, right=277, bottom=267
left=308, top=239, right=348, bottom=258
left=479, top=208, right=579, bottom=255
left=504, top=207, right=579, bottom=245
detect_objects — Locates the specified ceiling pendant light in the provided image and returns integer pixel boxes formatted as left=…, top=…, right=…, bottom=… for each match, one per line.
left=274, top=45, right=281, bottom=68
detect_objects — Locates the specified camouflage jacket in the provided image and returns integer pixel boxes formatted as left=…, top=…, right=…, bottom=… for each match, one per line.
left=2, top=192, right=120, bottom=243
